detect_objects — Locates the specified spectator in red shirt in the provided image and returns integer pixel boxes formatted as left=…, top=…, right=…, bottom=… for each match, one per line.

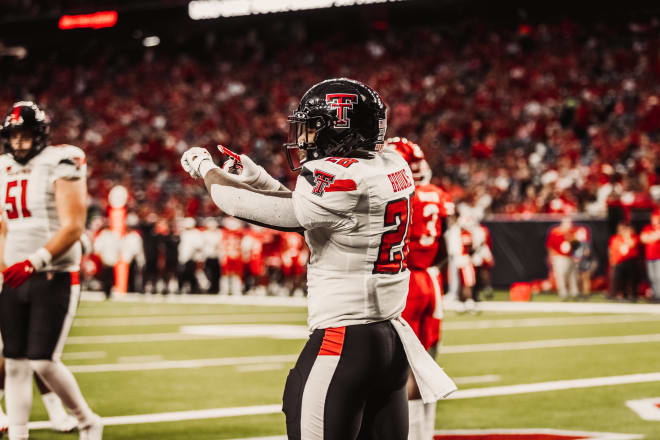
left=608, top=223, right=641, bottom=301
left=640, top=210, right=660, bottom=301
left=546, top=218, right=579, bottom=300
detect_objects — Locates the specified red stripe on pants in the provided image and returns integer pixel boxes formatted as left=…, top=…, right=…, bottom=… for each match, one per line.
left=318, top=327, right=346, bottom=356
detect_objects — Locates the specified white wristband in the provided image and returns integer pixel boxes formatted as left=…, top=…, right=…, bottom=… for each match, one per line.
left=28, top=247, right=52, bottom=271
left=255, top=166, right=282, bottom=191
left=199, top=160, right=219, bottom=178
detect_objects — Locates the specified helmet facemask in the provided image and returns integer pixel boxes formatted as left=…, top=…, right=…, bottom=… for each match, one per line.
left=284, top=110, right=331, bottom=171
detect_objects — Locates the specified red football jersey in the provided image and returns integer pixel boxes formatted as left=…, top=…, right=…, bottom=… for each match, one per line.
left=407, top=183, right=454, bottom=270
left=641, top=225, right=660, bottom=260
left=220, top=228, right=244, bottom=275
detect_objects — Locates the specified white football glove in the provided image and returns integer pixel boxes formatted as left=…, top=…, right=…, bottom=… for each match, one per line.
left=231, top=154, right=281, bottom=191
left=181, top=147, right=216, bottom=179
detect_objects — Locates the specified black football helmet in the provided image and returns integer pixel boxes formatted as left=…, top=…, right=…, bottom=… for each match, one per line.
left=1, top=101, right=49, bottom=164
left=284, top=78, right=387, bottom=171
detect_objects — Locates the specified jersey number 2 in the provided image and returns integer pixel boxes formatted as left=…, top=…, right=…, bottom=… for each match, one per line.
left=5, top=179, right=32, bottom=219
left=373, top=196, right=412, bottom=274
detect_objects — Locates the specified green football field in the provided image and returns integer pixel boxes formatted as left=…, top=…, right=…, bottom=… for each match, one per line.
left=23, top=293, right=660, bottom=439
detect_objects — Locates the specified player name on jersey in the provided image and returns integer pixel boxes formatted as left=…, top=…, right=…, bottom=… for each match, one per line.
left=388, top=168, right=413, bottom=192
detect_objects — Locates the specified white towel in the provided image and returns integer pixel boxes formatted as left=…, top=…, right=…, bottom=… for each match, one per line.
left=391, top=317, right=457, bottom=403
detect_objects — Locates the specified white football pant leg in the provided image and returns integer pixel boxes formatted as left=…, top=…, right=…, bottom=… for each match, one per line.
left=423, top=401, right=437, bottom=439
left=29, top=360, right=95, bottom=425
left=408, top=399, right=425, bottom=440
left=5, top=358, right=31, bottom=440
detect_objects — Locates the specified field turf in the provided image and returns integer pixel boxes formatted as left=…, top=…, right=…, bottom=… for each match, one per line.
left=23, top=293, right=660, bottom=439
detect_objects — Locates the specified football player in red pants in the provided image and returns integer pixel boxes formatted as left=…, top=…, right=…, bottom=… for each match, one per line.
left=388, top=138, right=454, bottom=440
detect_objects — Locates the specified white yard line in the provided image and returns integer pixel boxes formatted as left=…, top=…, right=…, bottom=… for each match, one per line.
left=445, top=299, right=660, bottom=315
left=73, top=313, right=307, bottom=327
left=625, top=397, right=660, bottom=421
left=81, top=291, right=308, bottom=307
left=26, top=368, right=656, bottom=432
left=441, top=333, right=660, bottom=354
left=70, top=333, right=660, bottom=372
left=235, top=364, right=286, bottom=373
left=444, top=314, right=660, bottom=330
left=180, top=324, right=660, bottom=344
left=448, top=372, right=660, bottom=400
left=117, top=355, right=164, bottom=363
left=61, top=351, right=106, bottom=360
left=453, top=375, right=501, bottom=385
left=28, top=404, right=283, bottom=430
left=80, top=291, right=660, bottom=314
left=180, top=324, right=309, bottom=339
left=67, top=333, right=229, bottom=345
left=64, top=332, right=660, bottom=372
left=71, top=314, right=660, bottom=329
left=76, top=308, right=305, bottom=317
left=68, top=354, right=299, bottom=373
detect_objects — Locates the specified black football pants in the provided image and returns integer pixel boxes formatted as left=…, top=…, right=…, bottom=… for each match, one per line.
left=282, top=320, right=409, bottom=440
left=0, top=272, right=79, bottom=360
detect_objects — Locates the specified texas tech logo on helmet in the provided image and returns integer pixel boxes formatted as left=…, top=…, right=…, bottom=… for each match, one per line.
left=326, top=93, right=357, bottom=128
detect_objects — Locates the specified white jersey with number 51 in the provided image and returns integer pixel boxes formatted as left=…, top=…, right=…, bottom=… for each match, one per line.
left=291, top=148, right=415, bottom=330
left=0, top=145, right=86, bottom=271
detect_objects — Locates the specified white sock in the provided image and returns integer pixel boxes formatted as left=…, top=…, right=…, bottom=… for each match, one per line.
left=423, top=401, right=437, bottom=439
left=408, top=399, right=425, bottom=440
left=29, top=360, right=94, bottom=424
left=8, top=424, right=27, bottom=440
left=41, top=391, right=69, bottom=422
left=5, top=359, right=32, bottom=440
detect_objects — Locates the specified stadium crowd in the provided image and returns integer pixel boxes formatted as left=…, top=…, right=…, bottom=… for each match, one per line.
left=3, top=17, right=660, bottom=222
left=2, top=15, right=660, bottom=296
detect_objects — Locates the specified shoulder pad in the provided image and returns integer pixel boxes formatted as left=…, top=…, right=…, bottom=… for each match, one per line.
left=300, top=163, right=359, bottom=197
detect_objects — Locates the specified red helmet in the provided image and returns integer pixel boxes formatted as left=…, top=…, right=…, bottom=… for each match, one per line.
left=385, top=137, right=430, bottom=185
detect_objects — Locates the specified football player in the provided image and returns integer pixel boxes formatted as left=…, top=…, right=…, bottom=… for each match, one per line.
left=220, top=217, right=245, bottom=295
left=181, top=78, right=456, bottom=439
left=387, top=137, right=453, bottom=440
left=445, top=214, right=478, bottom=313
left=0, top=102, right=102, bottom=440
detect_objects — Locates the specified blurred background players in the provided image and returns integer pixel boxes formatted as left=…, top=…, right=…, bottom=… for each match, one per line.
left=92, top=220, right=121, bottom=300
left=202, top=218, right=222, bottom=294
left=640, top=210, right=660, bottom=302
left=122, top=213, right=145, bottom=294
left=466, top=217, right=495, bottom=301
left=608, top=223, right=641, bottom=302
left=157, top=220, right=180, bottom=294
left=546, top=218, right=580, bottom=300
left=0, top=101, right=102, bottom=440
left=575, top=237, right=598, bottom=298
left=280, top=231, right=308, bottom=297
left=388, top=137, right=453, bottom=440
left=220, top=217, right=244, bottom=295
left=177, top=217, right=205, bottom=294
left=445, top=214, right=477, bottom=313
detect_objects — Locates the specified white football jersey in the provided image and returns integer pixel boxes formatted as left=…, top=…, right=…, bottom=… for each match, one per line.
left=0, top=145, right=86, bottom=271
left=291, top=148, right=415, bottom=330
